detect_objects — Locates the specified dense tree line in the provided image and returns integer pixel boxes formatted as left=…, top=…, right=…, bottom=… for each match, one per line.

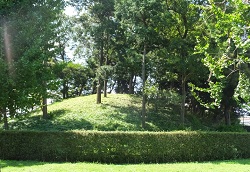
left=1, top=0, right=250, bottom=130
left=0, top=0, right=67, bottom=129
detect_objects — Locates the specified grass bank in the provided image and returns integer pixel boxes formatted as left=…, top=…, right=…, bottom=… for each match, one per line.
left=5, top=94, right=182, bottom=131
left=1, top=159, right=250, bottom=172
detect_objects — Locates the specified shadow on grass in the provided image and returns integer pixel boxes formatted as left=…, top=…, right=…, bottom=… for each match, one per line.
left=102, top=96, right=179, bottom=131
left=8, top=109, right=93, bottom=131
left=0, top=160, right=46, bottom=169
left=100, top=94, right=181, bottom=131
left=100, top=103, right=142, bottom=130
left=211, top=159, right=250, bottom=165
left=5, top=94, right=185, bottom=132
left=128, top=94, right=184, bottom=131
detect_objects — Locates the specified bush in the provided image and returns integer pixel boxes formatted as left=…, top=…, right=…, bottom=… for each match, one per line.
left=0, top=131, right=250, bottom=163
left=216, top=124, right=246, bottom=132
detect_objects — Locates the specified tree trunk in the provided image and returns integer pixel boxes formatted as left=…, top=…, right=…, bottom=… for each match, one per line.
left=129, top=73, right=134, bottom=94
left=121, top=80, right=128, bottom=93
left=104, top=35, right=109, bottom=98
left=155, top=93, right=159, bottom=112
left=97, top=38, right=104, bottom=103
left=92, top=81, right=97, bottom=94
left=62, top=81, right=69, bottom=99
left=224, top=105, right=231, bottom=125
left=79, top=85, right=84, bottom=96
left=62, top=81, right=67, bottom=99
left=2, top=108, right=9, bottom=130
left=42, top=59, right=48, bottom=119
left=42, top=96, right=48, bottom=119
left=141, top=43, right=147, bottom=129
left=97, top=79, right=102, bottom=104
left=66, top=87, right=69, bottom=99
left=181, top=74, right=186, bottom=127
left=104, top=80, right=107, bottom=97
left=116, top=80, right=121, bottom=93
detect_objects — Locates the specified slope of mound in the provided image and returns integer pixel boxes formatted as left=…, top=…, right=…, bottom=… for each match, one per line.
left=7, top=94, right=154, bottom=131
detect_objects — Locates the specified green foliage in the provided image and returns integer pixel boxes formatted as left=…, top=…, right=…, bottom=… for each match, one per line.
left=69, top=0, right=250, bottom=127
left=0, top=0, right=65, bottom=125
left=0, top=59, right=8, bottom=109
left=146, top=83, right=181, bottom=112
left=216, top=124, right=246, bottom=132
left=235, top=72, right=250, bottom=103
left=56, top=61, right=90, bottom=97
left=192, top=0, right=250, bottom=108
left=2, top=0, right=250, bottom=132
left=0, top=131, right=250, bottom=163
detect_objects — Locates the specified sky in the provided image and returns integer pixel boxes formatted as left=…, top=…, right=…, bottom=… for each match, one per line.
left=63, top=5, right=80, bottom=62
left=63, top=4, right=88, bottom=64
left=64, top=5, right=77, bottom=16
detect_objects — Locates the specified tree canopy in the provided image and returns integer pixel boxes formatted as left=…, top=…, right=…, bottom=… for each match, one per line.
left=1, top=0, right=250, bottom=130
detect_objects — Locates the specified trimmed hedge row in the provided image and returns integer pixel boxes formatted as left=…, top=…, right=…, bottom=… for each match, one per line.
left=0, top=131, right=250, bottom=163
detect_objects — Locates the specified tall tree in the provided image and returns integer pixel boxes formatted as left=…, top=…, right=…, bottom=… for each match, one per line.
left=54, top=14, right=74, bottom=99
left=72, top=0, right=116, bottom=103
left=0, top=0, right=65, bottom=128
left=191, top=0, right=250, bottom=125
left=115, top=0, right=167, bottom=128
left=162, top=0, right=206, bottom=126
left=54, top=62, right=90, bottom=97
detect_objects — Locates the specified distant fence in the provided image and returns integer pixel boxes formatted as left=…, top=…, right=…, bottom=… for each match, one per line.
left=0, top=131, right=250, bottom=163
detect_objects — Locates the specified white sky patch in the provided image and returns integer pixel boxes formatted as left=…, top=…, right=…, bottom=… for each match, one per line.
left=64, top=6, right=77, bottom=16
left=63, top=4, right=86, bottom=64
left=64, top=5, right=78, bottom=62
left=65, top=46, right=74, bottom=59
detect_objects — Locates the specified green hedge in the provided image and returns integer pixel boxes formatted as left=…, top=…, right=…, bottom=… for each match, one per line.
left=0, top=131, right=250, bottom=163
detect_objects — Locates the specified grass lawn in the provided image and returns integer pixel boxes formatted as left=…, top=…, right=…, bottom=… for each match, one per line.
left=1, top=159, right=250, bottom=172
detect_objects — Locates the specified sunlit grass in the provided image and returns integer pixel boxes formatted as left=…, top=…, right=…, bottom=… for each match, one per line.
left=3, top=94, right=196, bottom=131
left=1, top=159, right=250, bottom=172
left=7, top=94, right=148, bottom=131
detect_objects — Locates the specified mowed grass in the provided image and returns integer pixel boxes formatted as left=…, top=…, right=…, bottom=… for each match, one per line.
left=1, top=159, right=250, bottom=172
left=7, top=94, right=143, bottom=131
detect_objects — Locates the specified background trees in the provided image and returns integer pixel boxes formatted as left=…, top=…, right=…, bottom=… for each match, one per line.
left=72, top=0, right=116, bottom=103
left=191, top=0, right=250, bottom=125
left=0, top=0, right=65, bottom=128
left=62, top=0, right=250, bottom=129
left=115, top=0, right=169, bottom=128
left=1, top=0, right=250, bottom=130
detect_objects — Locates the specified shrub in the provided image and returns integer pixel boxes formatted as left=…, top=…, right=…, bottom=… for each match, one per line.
left=0, top=131, right=250, bottom=163
left=216, top=124, right=246, bottom=132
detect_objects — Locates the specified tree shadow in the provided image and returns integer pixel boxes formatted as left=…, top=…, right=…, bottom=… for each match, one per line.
left=99, top=104, right=172, bottom=131
left=101, top=104, right=142, bottom=130
left=0, top=160, right=46, bottom=169
left=100, top=94, right=180, bottom=131
left=8, top=109, right=93, bottom=131
left=210, top=159, right=250, bottom=165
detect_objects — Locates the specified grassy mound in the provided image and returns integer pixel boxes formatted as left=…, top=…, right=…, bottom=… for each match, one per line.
left=6, top=94, right=181, bottom=131
left=3, top=94, right=245, bottom=132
